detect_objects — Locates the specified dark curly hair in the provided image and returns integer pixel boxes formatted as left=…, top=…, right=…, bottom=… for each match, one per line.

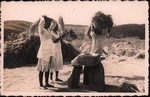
left=42, top=15, right=58, bottom=32
left=91, top=11, right=113, bottom=35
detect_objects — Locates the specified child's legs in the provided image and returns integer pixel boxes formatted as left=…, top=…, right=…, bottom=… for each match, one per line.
left=50, top=56, right=56, bottom=80
left=50, top=71, right=53, bottom=80
left=45, top=70, right=49, bottom=85
left=56, top=71, right=59, bottom=79
left=50, top=70, right=60, bottom=80
left=50, top=70, right=58, bottom=79
left=39, top=71, right=43, bottom=86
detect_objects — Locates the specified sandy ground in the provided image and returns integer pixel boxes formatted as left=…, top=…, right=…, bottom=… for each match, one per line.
left=3, top=55, right=146, bottom=94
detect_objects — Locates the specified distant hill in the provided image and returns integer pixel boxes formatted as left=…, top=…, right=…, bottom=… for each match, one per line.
left=4, top=20, right=145, bottom=41
left=109, top=24, right=145, bottom=39
left=4, top=20, right=87, bottom=41
left=4, top=20, right=32, bottom=41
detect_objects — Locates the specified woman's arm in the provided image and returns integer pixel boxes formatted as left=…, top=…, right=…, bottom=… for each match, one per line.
left=50, top=30, right=59, bottom=38
left=52, top=32, right=66, bottom=43
left=49, top=19, right=66, bottom=42
left=38, top=17, right=45, bottom=34
left=49, top=19, right=57, bottom=32
left=84, top=24, right=92, bottom=39
left=47, top=19, right=59, bottom=38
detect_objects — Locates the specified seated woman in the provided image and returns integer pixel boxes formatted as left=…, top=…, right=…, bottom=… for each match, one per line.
left=68, top=11, right=113, bottom=92
left=83, top=11, right=113, bottom=91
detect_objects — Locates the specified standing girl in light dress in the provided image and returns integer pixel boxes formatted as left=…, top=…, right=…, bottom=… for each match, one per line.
left=50, top=31, right=64, bottom=82
left=35, top=16, right=64, bottom=89
left=36, top=16, right=56, bottom=89
left=50, top=16, right=66, bottom=83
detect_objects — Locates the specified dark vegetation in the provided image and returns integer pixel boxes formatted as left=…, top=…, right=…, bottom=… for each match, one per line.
left=4, top=20, right=145, bottom=68
left=109, top=24, right=145, bottom=39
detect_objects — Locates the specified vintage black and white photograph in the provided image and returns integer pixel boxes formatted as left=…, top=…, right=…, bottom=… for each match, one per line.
left=1, top=1, right=149, bottom=96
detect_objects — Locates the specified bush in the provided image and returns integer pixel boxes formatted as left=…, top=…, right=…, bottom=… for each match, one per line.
left=4, top=32, right=40, bottom=68
left=109, top=24, right=145, bottom=39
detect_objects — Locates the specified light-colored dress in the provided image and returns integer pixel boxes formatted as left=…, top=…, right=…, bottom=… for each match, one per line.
left=36, top=18, right=55, bottom=72
left=50, top=32, right=63, bottom=72
left=36, top=17, right=63, bottom=72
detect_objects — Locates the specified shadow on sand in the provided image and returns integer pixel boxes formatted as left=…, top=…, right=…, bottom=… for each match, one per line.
left=53, top=83, right=121, bottom=92
left=106, top=75, right=145, bottom=81
left=53, top=75, right=144, bottom=92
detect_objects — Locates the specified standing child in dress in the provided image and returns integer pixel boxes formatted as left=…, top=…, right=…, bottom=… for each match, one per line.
left=36, top=16, right=57, bottom=89
left=50, top=16, right=66, bottom=82
left=30, top=15, right=63, bottom=89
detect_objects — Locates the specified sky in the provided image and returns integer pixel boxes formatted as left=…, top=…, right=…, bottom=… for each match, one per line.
left=1, top=1, right=148, bottom=25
